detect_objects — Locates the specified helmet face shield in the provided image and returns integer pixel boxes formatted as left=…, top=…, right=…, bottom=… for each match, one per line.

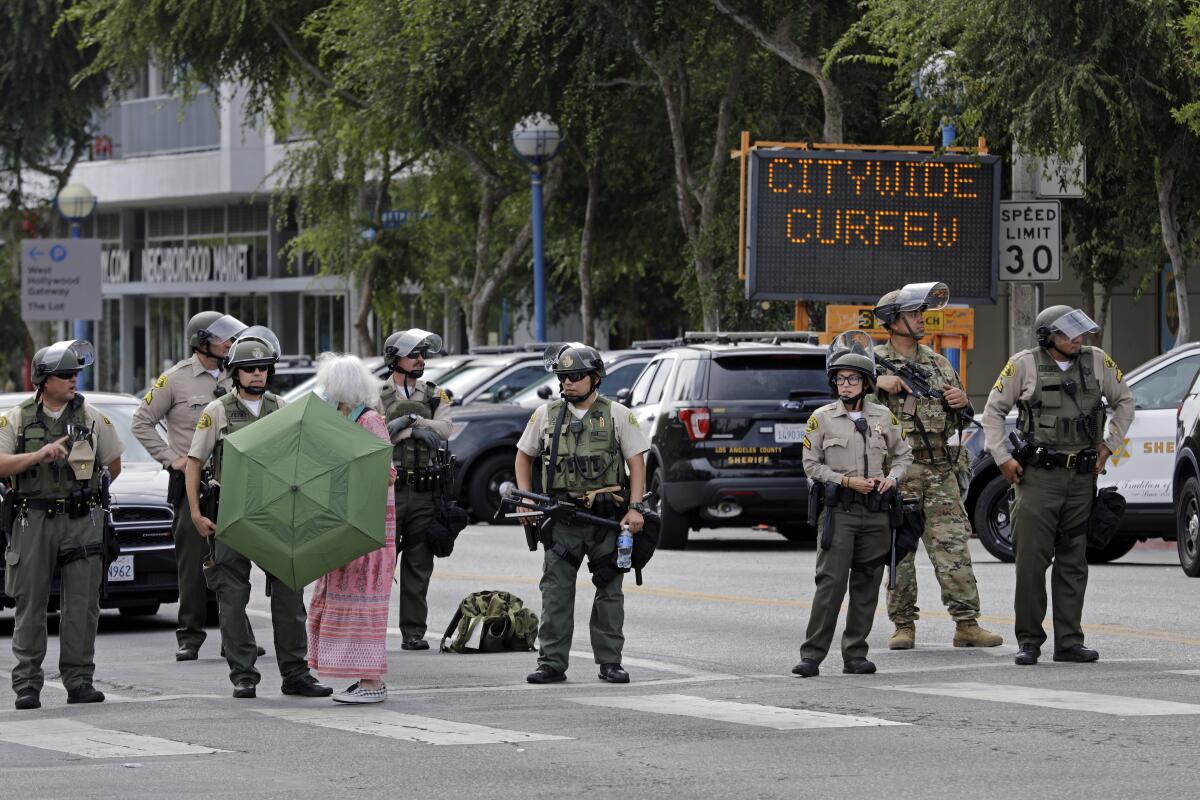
left=1048, top=309, right=1100, bottom=340
left=895, top=281, right=949, bottom=313
left=38, top=339, right=95, bottom=376
left=201, top=314, right=247, bottom=345
left=827, top=330, right=877, bottom=376
left=384, top=329, right=443, bottom=361
left=237, top=325, right=282, bottom=358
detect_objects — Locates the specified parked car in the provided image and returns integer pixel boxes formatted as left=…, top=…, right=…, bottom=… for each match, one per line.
left=435, top=350, right=550, bottom=405
left=0, top=392, right=178, bottom=616
left=1168, top=348, right=1200, bottom=575
left=447, top=350, right=659, bottom=522
left=624, top=332, right=831, bottom=549
left=966, top=342, right=1200, bottom=564
left=271, top=354, right=319, bottom=395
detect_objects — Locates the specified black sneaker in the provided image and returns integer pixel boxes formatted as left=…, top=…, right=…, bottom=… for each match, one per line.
left=67, top=684, right=106, bottom=704
left=842, top=658, right=877, bottom=675
left=598, top=663, right=630, bottom=683
left=1053, top=644, right=1099, bottom=663
left=14, top=688, right=40, bottom=710
left=526, top=665, right=566, bottom=684
left=791, top=659, right=820, bottom=678
left=1015, top=644, right=1041, bottom=666
left=281, top=674, right=334, bottom=697
left=232, top=679, right=257, bottom=699
left=175, top=646, right=199, bottom=662
left=401, top=637, right=430, bottom=651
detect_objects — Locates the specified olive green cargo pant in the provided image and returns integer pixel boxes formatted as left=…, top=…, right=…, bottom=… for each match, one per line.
left=1010, top=466, right=1093, bottom=650
left=801, top=506, right=890, bottom=664
left=172, top=504, right=209, bottom=650
left=537, top=521, right=623, bottom=673
left=203, top=539, right=308, bottom=686
left=395, top=484, right=436, bottom=639
left=5, top=508, right=104, bottom=693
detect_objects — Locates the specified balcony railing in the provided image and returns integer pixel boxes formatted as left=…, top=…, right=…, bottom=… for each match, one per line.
left=88, top=92, right=221, bottom=160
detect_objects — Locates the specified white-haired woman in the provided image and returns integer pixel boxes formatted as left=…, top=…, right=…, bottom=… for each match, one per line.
left=306, top=353, right=397, bottom=703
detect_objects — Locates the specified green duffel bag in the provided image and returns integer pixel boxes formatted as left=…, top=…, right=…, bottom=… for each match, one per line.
left=439, top=590, right=539, bottom=653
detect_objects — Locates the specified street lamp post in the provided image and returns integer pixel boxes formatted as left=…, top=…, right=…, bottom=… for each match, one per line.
left=511, top=113, right=563, bottom=343
left=55, top=183, right=97, bottom=389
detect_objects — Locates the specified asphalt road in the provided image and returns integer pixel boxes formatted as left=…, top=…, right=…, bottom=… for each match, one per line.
left=2, top=527, right=1199, bottom=799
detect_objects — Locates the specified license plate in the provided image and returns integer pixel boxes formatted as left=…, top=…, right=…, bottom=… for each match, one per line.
left=774, top=423, right=806, bottom=443
left=107, top=555, right=134, bottom=583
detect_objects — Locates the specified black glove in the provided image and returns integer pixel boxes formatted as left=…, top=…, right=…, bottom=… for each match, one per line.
left=386, top=413, right=418, bottom=441
left=410, top=427, right=446, bottom=450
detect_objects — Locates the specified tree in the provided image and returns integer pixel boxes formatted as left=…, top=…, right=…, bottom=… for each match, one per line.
left=843, top=0, right=1200, bottom=343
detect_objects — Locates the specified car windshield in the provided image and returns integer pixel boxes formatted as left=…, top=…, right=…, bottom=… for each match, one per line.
left=707, top=353, right=830, bottom=400
left=438, top=363, right=504, bottom=398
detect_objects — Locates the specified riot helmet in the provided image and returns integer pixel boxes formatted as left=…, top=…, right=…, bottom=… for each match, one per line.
left=225, top=331, right=279, bottom=396
left=187, top=311, right=246, bottom=364
left=873, top=281, right=949, bottom=340
left=383, top=328, right=443, bottom=378
left=826, top=330, right=877, bottom=408
left=544, top=342, right=606, bottom=404
left=31, top=339, right=95, bottom=386
left=1035, top=305, right=1099, bottom=352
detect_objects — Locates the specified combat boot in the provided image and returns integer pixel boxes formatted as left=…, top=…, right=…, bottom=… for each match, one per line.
left=888, top=623, right=915, bottom=650
left=953, top=620, right=1003, bottom=648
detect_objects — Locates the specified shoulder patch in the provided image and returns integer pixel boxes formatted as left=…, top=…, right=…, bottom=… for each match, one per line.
left=627, top=411, right=639, bottom=428
left=802, top=435, right=811, bottom=449
left=805, top=415, right=819, bottom=433
left=101, top=415, right=112, bottom=425
left=993, top=380, right=1005, bottom=393
left=0, top=417, right=7, bottom=429
left=1103, top=353, right=1116, bottom=370
left=438, top=388, right=451, bottom=405
left=999, top=361, right=1016, bottom=378
left=143, top=390, right=154, bottom=405
left=197, top=412, right=213, bottom=430
left=153, top=373, right=169, bottom=389
left=890, top=412, right=900, bottom=426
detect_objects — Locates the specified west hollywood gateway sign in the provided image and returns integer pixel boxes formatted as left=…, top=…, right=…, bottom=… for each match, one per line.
left=101, top=243, right=251, bottom=284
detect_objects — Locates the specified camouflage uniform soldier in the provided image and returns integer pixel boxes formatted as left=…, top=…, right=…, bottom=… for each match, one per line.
left=132, top=311, right=241, bottom=661
left=872, top=283, right=1002, bottom=650
left=379, top=329, right=454, bottom=651
left=983, top=306, right=1134, bottom=666
left=0, top=341, right=123, bottom=710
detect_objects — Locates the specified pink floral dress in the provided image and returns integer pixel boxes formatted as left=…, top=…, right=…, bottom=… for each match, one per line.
left=307, top=409, right=397, bottom=679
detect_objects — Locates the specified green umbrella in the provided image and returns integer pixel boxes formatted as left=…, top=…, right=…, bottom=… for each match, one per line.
left=216, top=392, right=394, bottom=591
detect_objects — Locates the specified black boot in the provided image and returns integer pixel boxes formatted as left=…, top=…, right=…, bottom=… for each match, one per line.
left=1053, top=644, right=1099, bottom=663
left=1014, top=644, right=1040, bottom=666
left=526, top=665, right=566, bottom=684
left=281, top=674, right=334, bottom=697
left=791, top=659, right=820, bottom=678
left=232, top=679, right=257, bottom=699
left=67, top=684, right=106, bottom=704
left=598, top=663, right=630, bottom=683
left=842, top=658, right=877, bottom=675
left=14, top=688, right=40, bottom=710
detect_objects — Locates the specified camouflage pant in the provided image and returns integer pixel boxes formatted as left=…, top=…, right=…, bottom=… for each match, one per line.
left=886, top=461, right=981, bottom=623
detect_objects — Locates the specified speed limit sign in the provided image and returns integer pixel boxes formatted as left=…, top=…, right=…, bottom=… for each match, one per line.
left=999, top=200, right=1061, bottom=282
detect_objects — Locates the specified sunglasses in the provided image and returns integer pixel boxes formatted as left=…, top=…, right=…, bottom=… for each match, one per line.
left=560, top=371, right=591, bottom=383
left=833, top=375, right=864, bottom=386
left=405, top=351, right=428, bottom=360
left=49, top=371, right=81, bottom=381
left=239, top=365, right=270, bottom=374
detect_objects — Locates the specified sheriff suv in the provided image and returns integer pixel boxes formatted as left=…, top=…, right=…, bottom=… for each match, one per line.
left=622, top=332, right=832, bottom=549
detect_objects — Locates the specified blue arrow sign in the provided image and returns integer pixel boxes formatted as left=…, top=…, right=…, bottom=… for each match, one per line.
left=28, top=247, right=43, bottom=261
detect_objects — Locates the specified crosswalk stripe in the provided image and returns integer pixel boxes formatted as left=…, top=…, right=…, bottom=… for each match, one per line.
left=568, top=693, right=907, bottom=730
left=877, top=682, right=1200, bottom=716
left=0, top=719, right=224, bottom=759
left=254, top=707, right=573, bottom=745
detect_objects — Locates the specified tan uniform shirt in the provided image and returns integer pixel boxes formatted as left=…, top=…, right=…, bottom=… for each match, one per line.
left=801, top=400, right=912, bottom=487
left=379, top=377, right=454, bottom=440
left=982, top=347, right=1135, bottom=467
left=187, top=393, right=287, bottom=463
left=132, top=355, right=232, bottom=466
left=517, top=400, right=650, bottom=460
left=0, top=399, right=125, bottom=466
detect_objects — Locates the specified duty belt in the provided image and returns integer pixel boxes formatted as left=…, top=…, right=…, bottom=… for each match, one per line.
left=910, top=445, right=950, bottom=463
left=396, top=467, right=438, bottom=491
left=1030, top=447, right=1098, bottom=475
left=18, top=492, right=101, bottom=518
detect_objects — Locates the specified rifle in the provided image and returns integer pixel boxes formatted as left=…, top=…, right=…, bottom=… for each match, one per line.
left=874, top=353, right=977, bottom=429
left=98, top=470, right=121, bottom=598
left=199, top=467, right=220, bottom=524
left=498, top=482, right=620, bottom=551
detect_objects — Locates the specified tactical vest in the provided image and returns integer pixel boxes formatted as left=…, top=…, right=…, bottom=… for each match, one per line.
left=876, top=344, right=955, bottom=445
left=211, top=392, right=280, bottom=481
left=1017, top=347, right=1104, bottom=452
left=14, top=396, right=101, bottom=500
left=539, top=397, right=626, bottom=495
left=381, top=380, right=440, bottom=470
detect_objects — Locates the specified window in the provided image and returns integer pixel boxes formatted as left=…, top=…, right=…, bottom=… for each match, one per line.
left=147, top=297, right=189, bottom=379
left=302, top=294, right=346, bottom=355
left=707, top=353, right=830, bottom=401
left=1130, top=355, right=1200, bottom=410
left=629, top=361, right=662, bottom=407
left=645, top=357, right=675, bottom=404
left=480, top=365, right=546, bottom=401
left=602, top=361, right=651, bottom=400
left=671, top=359, right=701, bottom=401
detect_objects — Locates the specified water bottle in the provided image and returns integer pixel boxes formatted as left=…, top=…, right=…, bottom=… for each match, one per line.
left=616, top=525, right=633, bottom=570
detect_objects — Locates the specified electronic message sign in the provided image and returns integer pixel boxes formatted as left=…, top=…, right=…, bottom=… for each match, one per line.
left=744, top=149, right=1001, bottom=304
